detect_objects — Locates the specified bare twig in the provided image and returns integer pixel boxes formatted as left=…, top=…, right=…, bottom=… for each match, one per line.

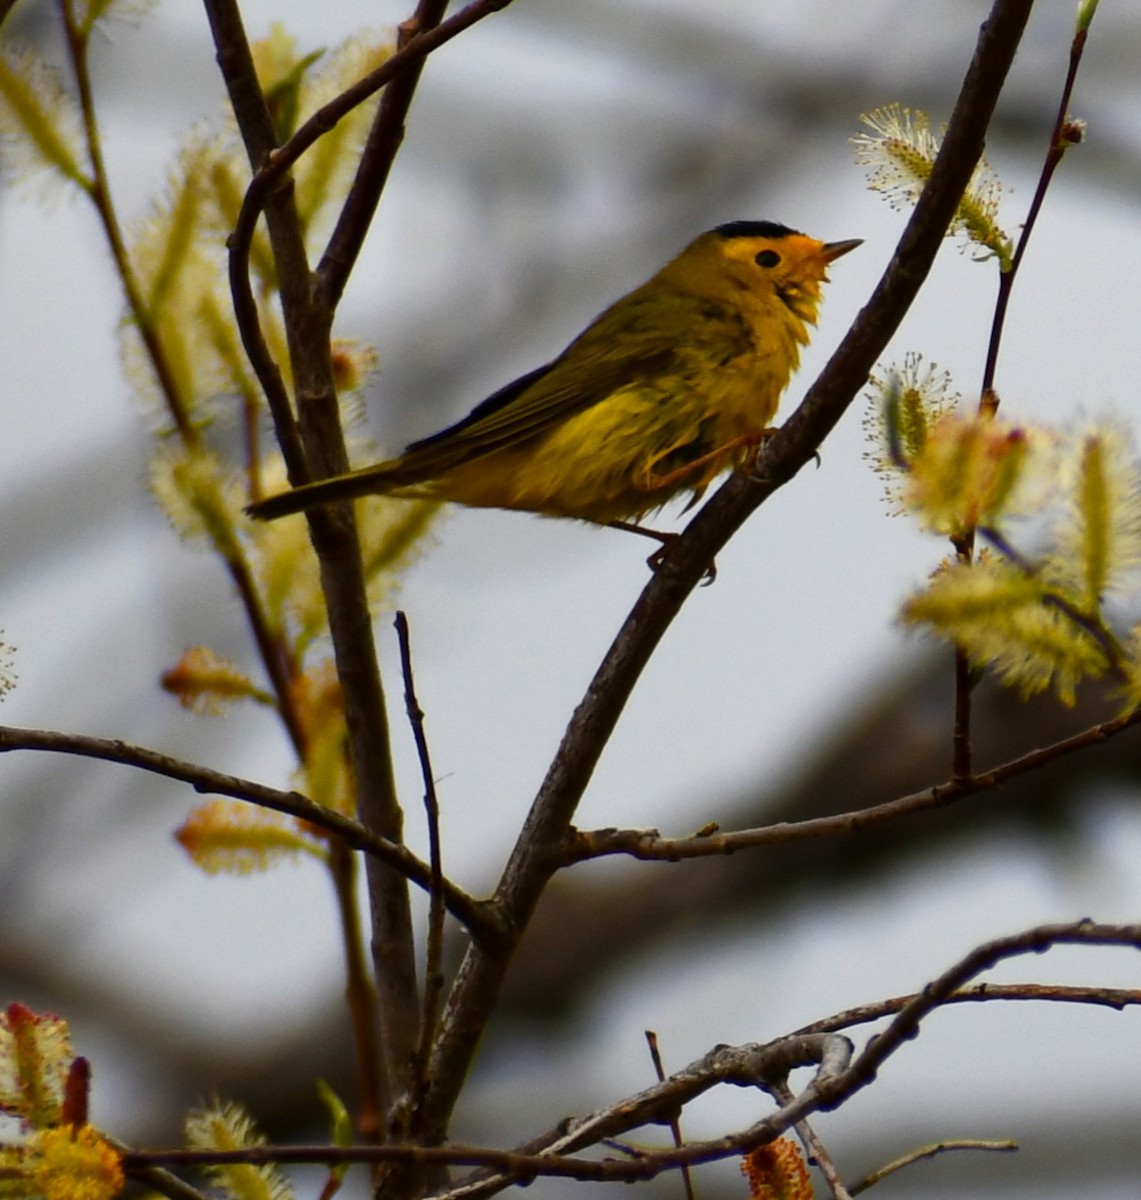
left=981, top=16, right=1094, bottom=395
left=645, top=1031, right=694, bottom=1200
left=395, top=611, right=449, bottom=1129
left=451, top=930, right=1139, bottom=1195
left=226, top=0, right=516, bottom=438
left=568, top=701, right=1141, bottom=864
left=0, top=723, right=491, bottom=937
left=768, top=1080, right=853, bottom=1200
left=122, top=920, right=1141, bottom=1197
left=327, top=837, right=384, bottom=1142
left=123, top=1033, right=853, bottom=1189
left=952, top=645, right=975, bottom=780
left=796, top=983, right=1141, bottom=1036
left=203, top=0, right=308, bottom=476
left=318, top=0, right=450, bottom=309
left=56, top=0, right=192, bottom=442
left=122, top=1162, right=213, bottom=1200
left=955, top=6, right=1098, bottom=777
left=815, top=921, right=1141, bottom=1111
left=849, top=1139, right=1018, bottom=1196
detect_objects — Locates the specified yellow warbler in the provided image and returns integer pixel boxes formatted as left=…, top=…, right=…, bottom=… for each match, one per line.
left=247, top=222, right=860, bottom=529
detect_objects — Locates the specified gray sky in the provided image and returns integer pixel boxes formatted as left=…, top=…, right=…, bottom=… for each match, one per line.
left=2, top=2, right=1140, bottom=1196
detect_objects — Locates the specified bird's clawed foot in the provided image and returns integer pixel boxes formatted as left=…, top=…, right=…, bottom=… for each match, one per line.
left=741, top=427, right=779, bottom=475
left=608, top=521, right=717, bottom=585
left=741, top=429, right=822, bottom=478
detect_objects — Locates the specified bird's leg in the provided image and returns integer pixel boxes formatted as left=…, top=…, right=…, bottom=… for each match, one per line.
left=606, top=430, right=767, bottom=585
left=606, top=519, right=680, bottom=571
left=607, top=519, right=674, bottom=546
left=605, top=520, right=717, bottom=586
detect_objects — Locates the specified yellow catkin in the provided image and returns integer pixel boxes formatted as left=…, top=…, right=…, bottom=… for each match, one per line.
left=30, top=1126, right=124, bottom=1200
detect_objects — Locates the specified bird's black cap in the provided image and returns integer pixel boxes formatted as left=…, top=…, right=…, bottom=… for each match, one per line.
left=713, top=220, right=800, bottom=240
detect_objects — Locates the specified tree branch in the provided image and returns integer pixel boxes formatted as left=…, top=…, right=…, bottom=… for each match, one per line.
left=421, top=0, right=1038, bottom=1144
left=849, top=1139, right=1018, bottom=1196
left=122, top=1033, right=851, bottom=1189
left=568, top=702, right=1141, bottom=863
left=122, top=920, right=1141, bottom=1197
left=797, top=982, right=1141, bottom=1036
left=394, top=610, right=450, bottom=1132
left=0, top=723, right=491, bottom=937
left=318, top=0, right=449, bottom=309
left=206, top=0, right=425, bottom=1112
left=815, top=920, right=1141, bottom=1111
left=226, top=0, right=516, bottom=425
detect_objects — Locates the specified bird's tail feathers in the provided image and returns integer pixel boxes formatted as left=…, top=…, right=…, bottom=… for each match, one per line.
left=245, top=459, right=420, bottom=521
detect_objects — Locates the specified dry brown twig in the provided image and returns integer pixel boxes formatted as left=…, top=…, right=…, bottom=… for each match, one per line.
left=567, top=703, right=1141, bottom=865
left=0, top=722, right=490, bottom=936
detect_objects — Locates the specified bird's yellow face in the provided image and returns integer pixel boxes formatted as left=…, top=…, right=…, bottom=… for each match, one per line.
left=669, top=221, right=861, bottom=328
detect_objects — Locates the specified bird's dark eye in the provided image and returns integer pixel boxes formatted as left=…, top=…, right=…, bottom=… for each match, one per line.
left=755, top=249, right=781, bottom=268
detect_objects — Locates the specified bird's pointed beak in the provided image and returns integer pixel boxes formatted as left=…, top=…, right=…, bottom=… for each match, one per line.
left=822, top=238, right=863, bottom=262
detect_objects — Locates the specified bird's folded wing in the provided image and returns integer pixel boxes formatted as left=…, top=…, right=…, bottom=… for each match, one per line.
left=399, top=299, right=682, bottom=472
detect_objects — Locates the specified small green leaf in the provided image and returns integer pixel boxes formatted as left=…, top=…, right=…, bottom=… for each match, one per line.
left=1076, top=0, right=1100, bottom=34
left=316, top=1079, right=353, bottom=1149
left=315, top=1080, right=352, bottom=1197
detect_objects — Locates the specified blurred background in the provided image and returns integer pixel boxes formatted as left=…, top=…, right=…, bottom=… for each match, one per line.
left=2, top=0, right=1141, bottom=1196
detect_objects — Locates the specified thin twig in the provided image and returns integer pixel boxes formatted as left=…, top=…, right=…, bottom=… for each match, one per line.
left=0, top=723, right=492, bottom=936
left=122, top=921, right=1141, bottom=1196
left=814, top=921, right=1141, bottom=1111
left=952, top=646, right=975, bottom=780
left=226, top=0, right=515, bottom=447
left=795, top=983, right=1141, bottom=1037
left=318, top=0, right=449, bottom=309
left=56, top=0, right=192, bottom=442
left=122, top=1163, right=213, bottom=1200
left=327, top=837, right=384, bottom=1142
left=768, top=1081, right=852, bottom=1200
left=849, top=1139, right=1018, bottom=1196
left=951, top=530, right=975, bottom=783
left=568, top=701, right=1141, bottom=863
left=394, top=611, right=448, bottom=1128
left=123, top=1034, right=850, bottom=1186
left=981, top=19, right=1093, bottom=394
left=645, top=1031, right=694, bottom=1200
left=203, top=0, right=308, bottom=478
left=955, top=8, right=1097, bottom=779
